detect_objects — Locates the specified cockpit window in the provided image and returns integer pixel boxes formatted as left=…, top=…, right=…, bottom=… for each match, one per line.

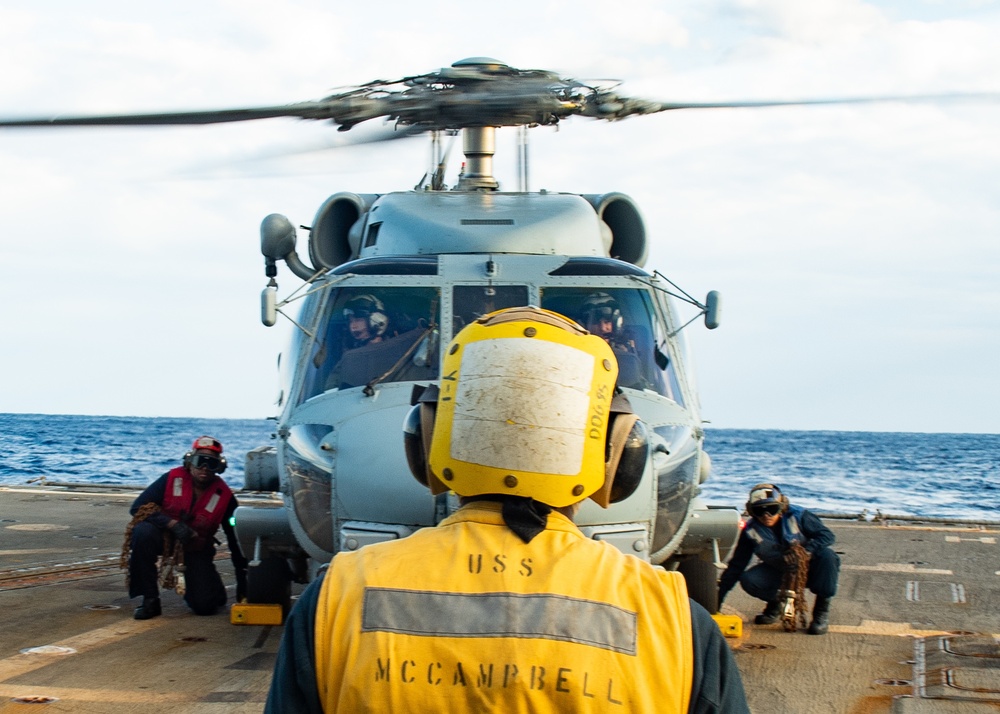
left=299, top=287, right=440, bottom=401
left=540, top=287, right=684, bottom=405
left=452, top=285, right=529, bottom=333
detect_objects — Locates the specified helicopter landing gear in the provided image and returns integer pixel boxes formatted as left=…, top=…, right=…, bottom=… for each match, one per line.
left=678, top=556, right=720, bottom=614
left=246, top=556, right=293, bottom=616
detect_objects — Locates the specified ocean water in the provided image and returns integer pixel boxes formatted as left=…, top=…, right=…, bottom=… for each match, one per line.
left=699, top=429, right=1000, bottom=522
left=0, top=413, right=275, bottom=493
left=1, top=414, right=998, bottom=522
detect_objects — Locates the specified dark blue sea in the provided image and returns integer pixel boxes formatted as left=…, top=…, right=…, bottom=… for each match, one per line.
left=1, top=414, right=997, bottom=522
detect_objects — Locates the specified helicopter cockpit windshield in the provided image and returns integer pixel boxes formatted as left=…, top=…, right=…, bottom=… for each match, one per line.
left=300, top=286, right=441, bottom=401
left=452, top=285, right=529, bottom=333
left=540, top=287, right=685, bottom=404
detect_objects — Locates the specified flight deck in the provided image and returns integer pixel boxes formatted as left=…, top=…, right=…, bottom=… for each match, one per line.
left=2, top=484, right=998, bottom=713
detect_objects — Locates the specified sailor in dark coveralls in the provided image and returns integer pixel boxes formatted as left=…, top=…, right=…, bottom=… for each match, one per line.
left=717, top=483, right=840, bottom=635
left=127, top=436, right=247, bottom=620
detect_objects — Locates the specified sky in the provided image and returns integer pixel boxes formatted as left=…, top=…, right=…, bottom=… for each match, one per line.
left=0, top=0, right=998, bottom=433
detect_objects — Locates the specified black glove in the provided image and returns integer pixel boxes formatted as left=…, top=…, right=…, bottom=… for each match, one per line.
left=169, top=521, right=197, bottom=544
left=782, top=543, right=809, bottom=573
left=235, top=567, right=248, bottom=602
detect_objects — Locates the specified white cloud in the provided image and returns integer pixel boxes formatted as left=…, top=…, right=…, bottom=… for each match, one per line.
left=0, top=0, right=999, bottom=432
left=726, top=0, right=887, bottom=45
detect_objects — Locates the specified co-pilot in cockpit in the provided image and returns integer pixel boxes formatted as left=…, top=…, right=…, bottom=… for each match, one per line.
left=341, top=294, right=390, bottom=348
left=299, top=287, right=440, bottom=399
left=539, top=287, right=684, bottom=403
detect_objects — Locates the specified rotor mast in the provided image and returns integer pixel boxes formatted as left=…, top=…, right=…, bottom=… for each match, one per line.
left=457, top=126, right=499, bottom=190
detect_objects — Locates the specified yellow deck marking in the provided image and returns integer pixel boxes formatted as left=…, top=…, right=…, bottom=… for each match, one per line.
left=0, top=619, right=164, bottom=682
left=842, top=563, right=953, bottom=575
left=0, top=549, right=63, bottom=556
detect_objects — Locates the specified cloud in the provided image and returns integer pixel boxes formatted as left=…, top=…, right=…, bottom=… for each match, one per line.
left=1, top=0, right=999, bottom=431
left=723, top=0, right=887, bottom=45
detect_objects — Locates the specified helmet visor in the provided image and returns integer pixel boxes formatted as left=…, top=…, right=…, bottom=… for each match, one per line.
left=190, top=453, right=223, bottom=472
left=750, top=503, right=781, bottom=518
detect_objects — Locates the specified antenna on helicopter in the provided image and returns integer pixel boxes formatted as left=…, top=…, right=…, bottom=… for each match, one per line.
left=517, top=125, right=530, bottom=192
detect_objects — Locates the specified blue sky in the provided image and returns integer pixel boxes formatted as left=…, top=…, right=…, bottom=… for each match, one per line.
left=1, top=0, right=998, bottom=432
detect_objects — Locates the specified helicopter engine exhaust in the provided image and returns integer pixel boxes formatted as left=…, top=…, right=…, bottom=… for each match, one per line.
left=310, top=192, right=379, bottom=270
left=583, top=193, right=647, bottom=267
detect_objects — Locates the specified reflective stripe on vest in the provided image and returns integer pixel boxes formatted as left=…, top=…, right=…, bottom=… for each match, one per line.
left=362, top=588, right=637, bottom=654
left=313, top=504, right=693, bottom=713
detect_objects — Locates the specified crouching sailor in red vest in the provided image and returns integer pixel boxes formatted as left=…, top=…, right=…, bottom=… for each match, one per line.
left=128, top=436, right=248, bottom=620
left=265, top=307, right=749, bottom=713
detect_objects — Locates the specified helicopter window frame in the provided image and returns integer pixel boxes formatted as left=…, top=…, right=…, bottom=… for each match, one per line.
left=295, top=279, right=442, bottom=403
left=331, top=256, right=439, bottom=276
left=450, top=284, right=531, bottom=335
left=277, top=286, right=328, bottom=411
left=537, top=282, right=685, bottom=406
left=648, top=285, right=696, bottom=408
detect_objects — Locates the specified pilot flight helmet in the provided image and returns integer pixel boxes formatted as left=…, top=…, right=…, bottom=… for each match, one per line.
left=343, top=294, right=389, bottom=339
left=580, top=292, right=623, bottom=335
left=403, top=306, right=648, bottom=508
left=746, top=483, right=789, bottom=518
left=183, top=435, right=227, bottom=473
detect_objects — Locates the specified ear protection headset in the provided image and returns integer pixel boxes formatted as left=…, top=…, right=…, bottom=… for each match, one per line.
left=745, top=483, right=788, bottom=515
left=343, top=294, right=389, bottom=339
left=403, top=386, right=647, bottom=508
left=182, top=435, right=228, bottom=474
left=402, top=307, right=648, bottom=508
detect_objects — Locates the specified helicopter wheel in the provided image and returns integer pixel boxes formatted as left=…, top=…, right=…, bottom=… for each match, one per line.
left=678, top=556, right=719, bottom=614
left=246, top=556, right=293, bottom=615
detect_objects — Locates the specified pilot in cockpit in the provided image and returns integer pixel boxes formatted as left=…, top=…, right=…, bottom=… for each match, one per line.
left=323, top=291, right=436, bottom=391
left=580, top=291, right=664, bottom=393
left=343, top=294, right=391, bottom=349
left=580, top=292, right=637, bottom=356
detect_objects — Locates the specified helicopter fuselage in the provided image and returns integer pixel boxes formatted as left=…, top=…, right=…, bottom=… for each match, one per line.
left=237, top=185, right=739, bottom=613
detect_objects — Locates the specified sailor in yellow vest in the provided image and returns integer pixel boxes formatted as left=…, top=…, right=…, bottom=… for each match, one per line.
left=265, top=307, right=748, bottom=713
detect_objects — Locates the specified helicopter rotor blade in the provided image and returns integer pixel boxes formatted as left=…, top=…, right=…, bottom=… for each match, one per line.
left=2, top=56, right=997, bottom=135
left=581, top=92, right=1000, bottom=119
left=236, top=121, right=426, bottom=161
left=169, top=120, right=428, bottom=180
left=0, top=103, right=334, bottom=127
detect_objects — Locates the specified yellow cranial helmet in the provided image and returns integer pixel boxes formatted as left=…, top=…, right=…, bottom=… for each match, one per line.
left=403, top=306, right=644, bottom=508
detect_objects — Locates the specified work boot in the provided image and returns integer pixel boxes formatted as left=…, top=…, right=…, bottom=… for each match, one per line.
left=754, top=600, right=782, bottom=625
left=134, top=596, right=161, bottom=620
left=807, top=596, right=831, bottom=635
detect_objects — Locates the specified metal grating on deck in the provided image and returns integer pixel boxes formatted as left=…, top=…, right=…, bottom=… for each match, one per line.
left=914, top=634, right=1000, bottom=702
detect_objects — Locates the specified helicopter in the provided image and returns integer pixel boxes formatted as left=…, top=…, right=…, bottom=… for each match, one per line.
left=4, top=57, right=979, bottom=616
left=239, top=58, right=739, bottom=614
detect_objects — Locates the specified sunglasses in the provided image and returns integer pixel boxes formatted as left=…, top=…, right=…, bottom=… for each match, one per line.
left=751, top=503, right=781, bottom=518
left=190, top=454, right=222, bottom=472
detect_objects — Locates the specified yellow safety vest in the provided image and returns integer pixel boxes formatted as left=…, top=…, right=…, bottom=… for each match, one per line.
left=315, top=503, right=693, bottom=712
